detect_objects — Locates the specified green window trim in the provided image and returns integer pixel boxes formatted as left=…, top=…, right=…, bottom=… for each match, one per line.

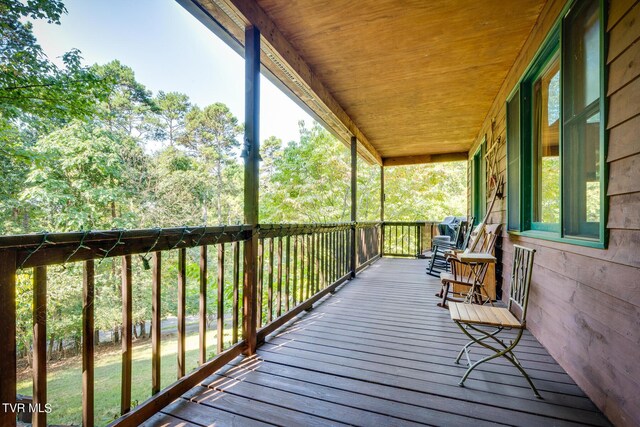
left=505, top=0, right=608, bottom=249
left=471, top=140, right=486, bottom=221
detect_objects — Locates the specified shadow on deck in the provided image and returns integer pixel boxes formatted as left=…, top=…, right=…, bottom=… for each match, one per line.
left=144, top=258, right=610, bottom=426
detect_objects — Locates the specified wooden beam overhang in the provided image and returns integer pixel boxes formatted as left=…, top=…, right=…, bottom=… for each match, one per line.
left=382, top=152, right=469, bottom=167
left=179, top=0, right=382, bottom=165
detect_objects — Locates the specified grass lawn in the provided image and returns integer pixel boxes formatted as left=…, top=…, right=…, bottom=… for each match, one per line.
left=18, top=327, right=233, bottom=426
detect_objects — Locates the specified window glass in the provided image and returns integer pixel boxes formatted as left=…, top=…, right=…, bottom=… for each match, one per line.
left=533, top=54, right=560, bottom=226
left=563, top=0, right=601, bottom=239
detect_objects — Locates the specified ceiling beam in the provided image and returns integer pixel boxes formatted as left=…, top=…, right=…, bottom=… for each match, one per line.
left=382, top=152, right=468, bottom=167
left=210, top=0, right=382, bottom=165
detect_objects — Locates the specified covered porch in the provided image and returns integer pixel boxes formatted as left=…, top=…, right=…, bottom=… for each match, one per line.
left=148, top=258, right=609, bottom=427
left=1, top=0, right=638, bottom=425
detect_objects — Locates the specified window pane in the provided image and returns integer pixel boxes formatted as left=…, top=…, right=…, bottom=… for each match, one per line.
left=565, top=0, right=600, bottom=115
left=563, top=0, right=601, bottom=240
left=533, top=54, right=560, bottom=225
left=507, top=90, right=520, bottom=231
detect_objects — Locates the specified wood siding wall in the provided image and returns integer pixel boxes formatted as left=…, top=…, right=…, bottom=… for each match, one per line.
left=467, top=1, right=640, bottom=425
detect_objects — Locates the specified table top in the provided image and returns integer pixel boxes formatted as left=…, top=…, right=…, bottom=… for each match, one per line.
left=458, top=252, right=496, bottom=263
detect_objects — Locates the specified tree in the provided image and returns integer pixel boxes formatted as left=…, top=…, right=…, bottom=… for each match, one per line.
left=0, top=0, right=107, bottom=122
left=92, top=60, right=155, bottom=138
left=181, top=103, right=243, bottom=223
left=149, top=91, right=191, bottom=147
left=264, top=122, right=351, bottom=223
left=22, top=120, right=143, bottom=231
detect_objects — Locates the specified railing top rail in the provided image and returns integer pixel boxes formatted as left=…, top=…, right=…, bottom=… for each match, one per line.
left=383, top=221, right=438, bottom=226
left=2, top=226, right=253, bottom=269
left=0, top=225, right=251, bottom=250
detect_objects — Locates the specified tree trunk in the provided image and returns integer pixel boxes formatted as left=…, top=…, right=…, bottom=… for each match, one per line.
left=113, top=326, right=119, bottom=343
left=95, top=329, right=100, bottom=346
left=139, top=320, right=146, bottom=339
left=48, top=335, right=55, bottom=361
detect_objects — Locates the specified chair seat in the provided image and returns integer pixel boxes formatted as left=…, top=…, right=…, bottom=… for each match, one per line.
left=449, top=302, right=523, bottom=328
left=440, top=272, right=473, bottom=286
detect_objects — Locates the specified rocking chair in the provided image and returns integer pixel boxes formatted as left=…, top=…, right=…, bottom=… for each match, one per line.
left=426, top=218, right=474, bottom=277
left=449, top=245, right=540, bottom=398
left=436, top=223, right=501, bottom=308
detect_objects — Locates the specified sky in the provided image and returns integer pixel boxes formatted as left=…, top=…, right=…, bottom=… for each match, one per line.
left=32, top=0, right=314, bottom=145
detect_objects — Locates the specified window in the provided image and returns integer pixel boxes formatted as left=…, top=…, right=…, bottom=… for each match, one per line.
left=471, top=141, right=486, bottom=222
left=506, top=0, right=606, bottom=247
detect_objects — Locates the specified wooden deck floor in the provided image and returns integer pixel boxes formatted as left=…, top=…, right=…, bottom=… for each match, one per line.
left=145, top=258, right=610, bottom=427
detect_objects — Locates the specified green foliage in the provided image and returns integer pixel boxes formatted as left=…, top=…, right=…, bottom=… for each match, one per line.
left=22, top=120, right=142, bottom=230
left=3, top=3, right=468, bottom=422
left=0, top=0, right=108, bottom=122
left=384, top=162, right=467, bottom=221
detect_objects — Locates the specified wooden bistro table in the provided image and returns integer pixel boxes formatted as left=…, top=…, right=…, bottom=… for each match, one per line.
left=457, top=252, right=496, bottom=305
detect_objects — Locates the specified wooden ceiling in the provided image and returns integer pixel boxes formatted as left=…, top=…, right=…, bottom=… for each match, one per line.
left=185, top=0, right=545, bottom=164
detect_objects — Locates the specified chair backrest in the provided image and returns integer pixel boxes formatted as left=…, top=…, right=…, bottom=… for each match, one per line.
left=508, top=245, right=536, bottom=323
left=466, top=223, right=501, bottom=253
left=458, top=216, right=475, bottom=250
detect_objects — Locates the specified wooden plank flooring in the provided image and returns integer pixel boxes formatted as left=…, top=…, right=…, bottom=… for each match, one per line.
left=145, top=258, right=611, bottom=427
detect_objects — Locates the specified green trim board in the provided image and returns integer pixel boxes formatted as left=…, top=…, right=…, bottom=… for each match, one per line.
left=471, top=140, right=486, bottom=221
left=505, top=0, right=607, bottom=249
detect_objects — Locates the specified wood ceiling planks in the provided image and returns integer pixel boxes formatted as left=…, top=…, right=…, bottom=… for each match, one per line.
left=255, top=0, right=545, bottom=159
left=188, top=0, right=545, bottom=162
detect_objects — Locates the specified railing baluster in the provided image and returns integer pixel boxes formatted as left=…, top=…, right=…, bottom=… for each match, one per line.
left=257, top=239, right=264, bottom=328
left=277, top=237, right=283, bottom=317
left=33, top=265, right=47, bottom=427
left=329, top=231, right=334, bottom=282
left=314, top=232, right=319, bottom=294
left=292, top=235, right=298, bottom=306
left=121, top=255, right=133, bottom=414
left=199, top=246, right=207, bottom=364
left=321, top=231, right=325, bottom=289
left=177, top=248, right=186, bottom=379
left=83, top=260, right=94, bottom=427
left=0, top=249, right=17, bottom=427
left=285, top=235, right=291, bottom=312
left=217, top=243, right=224, bottom=354
left=307, top=233, right=313, bottom=299
left=300, top=234, right=306, bottom=302
left=268, top=238, right=274, bottom=322
left=151, top=252, right=161, bottom=395
left=232, top=241, right=239, bottom=344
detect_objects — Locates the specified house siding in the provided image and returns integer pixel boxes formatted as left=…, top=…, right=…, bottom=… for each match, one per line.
left=467, top=0, right=640, bottom=425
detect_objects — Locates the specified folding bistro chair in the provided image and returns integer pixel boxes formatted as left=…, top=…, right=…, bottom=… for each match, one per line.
left=449, top=245, right=540, bottom=398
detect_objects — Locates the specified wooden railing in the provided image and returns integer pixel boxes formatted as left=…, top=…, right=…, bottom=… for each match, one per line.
left=382, top=221, right=437, bottom=257
left=0, top=221, right=387, bottom=426
left=356, top=222, right=381, bottom=271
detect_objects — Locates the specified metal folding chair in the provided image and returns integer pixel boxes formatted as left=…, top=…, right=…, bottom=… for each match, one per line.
left=449, top=245, right=540, bottom=398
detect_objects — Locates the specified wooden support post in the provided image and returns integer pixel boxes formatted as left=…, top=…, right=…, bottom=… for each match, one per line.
left=177, top=248, right=186, bottom=379
left=0, top=250, right=17, bottom=427
left=151, top=252, right=161, bottom=395
left=242, top=25, right=260, bottom=355
left=199, top=246, right=207, bottom=365
left=83, top=261, right=94, bottom=427
left=33, top=266, right=47, bottom=427
left=121, top=255, right=132, bottom=415
left=350, top=136, right=357, bottom=278
left=380, top=166, right=385, bottom=256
